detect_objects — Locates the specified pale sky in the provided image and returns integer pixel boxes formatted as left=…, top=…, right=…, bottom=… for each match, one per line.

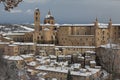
left=0, top=0, right=120, bottom=24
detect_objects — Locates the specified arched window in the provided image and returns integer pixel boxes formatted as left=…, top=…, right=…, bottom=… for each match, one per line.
left=36, top=12, right=38, bottom=15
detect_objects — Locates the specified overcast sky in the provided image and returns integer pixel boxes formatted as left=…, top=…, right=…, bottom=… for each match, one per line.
left=0, top=0, right=120, bottom=24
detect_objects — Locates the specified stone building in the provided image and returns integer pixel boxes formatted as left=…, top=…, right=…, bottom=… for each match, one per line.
left=2, top=8, right=119, bottom=48
left=4, top=44, right=19, bottom=56
left=33, top=8, right=120, bottom=48
left=33, top=8, right=57, bottom=44
left=1, top=8, right=120, bottom=55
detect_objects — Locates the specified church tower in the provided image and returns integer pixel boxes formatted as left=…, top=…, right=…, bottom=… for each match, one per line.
left=44, top=10, right=55, bottom=24
left=33, top=8, right=40, bottom=54
left=33, top=8, right=41, bottom=43
left=34, top=8, right=40, bottom=32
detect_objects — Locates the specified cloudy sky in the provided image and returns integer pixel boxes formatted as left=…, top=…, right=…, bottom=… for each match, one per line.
left=0, top=0, right=120, bottom=24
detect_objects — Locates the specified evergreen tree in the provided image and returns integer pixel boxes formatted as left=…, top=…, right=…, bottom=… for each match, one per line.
left=56, top=55, right=59, bottom=62
left=67, top=70, right=72, bottom=80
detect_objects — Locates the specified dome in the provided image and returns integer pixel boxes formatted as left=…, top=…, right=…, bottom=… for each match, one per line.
left=35, top=8, right=39, bottom=11
left=45, top=10, right=54, bottom=19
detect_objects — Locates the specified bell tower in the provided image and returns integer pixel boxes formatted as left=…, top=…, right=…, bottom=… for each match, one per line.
left=34, top=8, right=40, bottom=32
left=33, top=8, right=41, bottom=54
left=33, top=8, right=41, bottom=43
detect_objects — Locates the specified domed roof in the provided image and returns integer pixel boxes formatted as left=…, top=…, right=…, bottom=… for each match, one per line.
left=45, top=10, right=54, bottom=19
left=35, top=8, right=39, bottom=11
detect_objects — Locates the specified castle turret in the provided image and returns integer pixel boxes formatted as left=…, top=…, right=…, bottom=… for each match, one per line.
left=44, top=10, right=55, bottom=24
left=94, top=18, right=100, bottom=47
left=108, top=18, right=112, bottom=42
left=94, top=17, right=99, bottom=29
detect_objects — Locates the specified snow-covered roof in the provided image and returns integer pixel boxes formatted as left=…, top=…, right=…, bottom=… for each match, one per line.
left=22, top=23, right=120, bottom=28
left=44, top=28, right=50, bottom=31
left=90, top=61, right=96, bottom=64
left=13, top=30, right=31, bottom=33
left=0, top=42, right=9, bottom=44
left=45, top=14, right=53, bottom=18
left=36, top=56, right=50, bottom=63
left=100, top=43, right=118, bottom=48
left=78, top=56, right=84, bottom=59
left=20, top=25, right=34, bottom=31
left=35, top=8, right=39, bottom=11
left=36, top=65, right=100, bottom=77
left=73, top=63, right=81, bottom=69
left=39, top=50, right=46, bottom=52
left=58, top=55, right=65, bottom=58
left=65, top=55, right=71, bottom=58
left=8, top=44, right=17, bottom=47
left=98, top=23, right=108, bottom=28
left=0, top=42, right=34, bottom=45
left=0, top=26, right=5, bottom=28
left=112, top=24, right=120, bottom=26
left=3, top=37, right=11, bottom=40
left=4, top=55, right=23, bottom=61
left=56, top=46, right=95, bottom=49
left=37, top=72, right=47, bottom=76
left=68, top=35, right=94, bottom=37
left=27, top=61, right=37, bottom=66
left=20, top=54, right=33, bottom=58
left=37, top=44, right=55, bottom=46
left=49, top=55, right=57, bottom=59
left=3, top=33, right=25, bottom=36
left=14, top=42, right=34, bottom=46
left=27, top=68, right=34, bottom=72
left=61, top=24, right=94, bottom=26
left=85, top=51, right=96, bottom=54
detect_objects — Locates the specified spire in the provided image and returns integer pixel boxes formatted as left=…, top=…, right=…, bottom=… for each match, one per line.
left=95, top=17, right=98, bottom=22
left=109, top=18, right=112, bottom=29
left=35, top=8, right=39, bottom=11
left=48, top=9, right=51, bottom=15
left=94, top=17, right=98, bottom=28
left=109, top=18, right=112, bottom=25
left=45, top=9, right=54, bottom=19
left=109, top=18, right=112, bottom=22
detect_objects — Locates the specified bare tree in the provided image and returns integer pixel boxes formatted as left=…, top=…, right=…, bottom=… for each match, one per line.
left=0, top=0, right=22, bottom=11
left=97, top=44, right=120, bottom=80
left=0, top=50, right=20, bottom=80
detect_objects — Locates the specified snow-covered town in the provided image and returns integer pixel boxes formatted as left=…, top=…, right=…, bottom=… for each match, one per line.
left=0, top=1, right=120, bottom=80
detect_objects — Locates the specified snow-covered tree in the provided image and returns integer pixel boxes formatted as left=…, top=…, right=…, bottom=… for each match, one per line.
left=0, top=0, right=22, bottom=11
left=97, top=44, right=120, bottom=80
left=0, top=52, right=20, bottom=80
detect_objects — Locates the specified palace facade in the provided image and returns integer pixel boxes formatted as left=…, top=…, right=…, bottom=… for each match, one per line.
left=32, top=8, right=120, bottom=48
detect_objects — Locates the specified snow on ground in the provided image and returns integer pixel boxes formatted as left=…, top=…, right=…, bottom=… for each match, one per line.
left=35, top=65, right=100, bottom=77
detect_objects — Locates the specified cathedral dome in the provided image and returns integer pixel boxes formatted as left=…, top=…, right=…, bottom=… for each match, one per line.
left=45, top=10, right=54, bottom=19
